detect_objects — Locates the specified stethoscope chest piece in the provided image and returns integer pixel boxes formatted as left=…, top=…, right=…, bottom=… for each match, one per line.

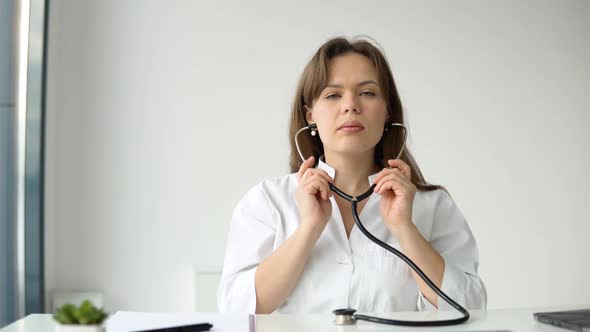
left=333, top=308, right=357, bottom=325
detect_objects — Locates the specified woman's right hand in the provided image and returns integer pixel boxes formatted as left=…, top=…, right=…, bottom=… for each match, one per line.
left=295, top=156, right=333, bottom=231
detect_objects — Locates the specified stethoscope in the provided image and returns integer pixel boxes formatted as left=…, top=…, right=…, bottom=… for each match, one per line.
left=294, top=122, right=470, bottom=326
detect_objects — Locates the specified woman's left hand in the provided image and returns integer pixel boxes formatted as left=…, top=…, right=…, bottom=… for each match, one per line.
left=373, top=159, right=417, bottom=231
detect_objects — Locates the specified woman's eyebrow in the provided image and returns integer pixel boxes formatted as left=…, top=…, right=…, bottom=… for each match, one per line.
left=324, top=80, right=379, bottom=89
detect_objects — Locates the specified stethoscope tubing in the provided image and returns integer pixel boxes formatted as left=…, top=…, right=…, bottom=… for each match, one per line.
left=295, top=122, right=470, bottom=326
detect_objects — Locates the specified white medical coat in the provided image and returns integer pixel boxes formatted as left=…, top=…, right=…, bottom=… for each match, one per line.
left=218, top=160, right=487, bottom=314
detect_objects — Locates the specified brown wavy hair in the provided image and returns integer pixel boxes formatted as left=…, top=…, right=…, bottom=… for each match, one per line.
left=288, top=36, right=446, bottom=193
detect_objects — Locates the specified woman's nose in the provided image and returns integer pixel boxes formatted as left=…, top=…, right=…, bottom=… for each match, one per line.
left=342, top=95, right=360, bottom=113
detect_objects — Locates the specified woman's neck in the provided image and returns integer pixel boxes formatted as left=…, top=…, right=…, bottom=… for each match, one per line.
left=324, top=150, right=379, bottom=197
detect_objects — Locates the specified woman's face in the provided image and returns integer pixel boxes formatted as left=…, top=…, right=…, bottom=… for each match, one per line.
left=306, top=52, right=388, bottom=157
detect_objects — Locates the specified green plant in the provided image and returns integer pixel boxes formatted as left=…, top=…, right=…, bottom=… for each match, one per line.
left=53, top=300, right=108, bottom=325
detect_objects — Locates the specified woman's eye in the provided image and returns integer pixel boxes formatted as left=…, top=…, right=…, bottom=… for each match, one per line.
left=326, top=93, right=340, bottom=99
left=361, top=91, right=376, bottom=97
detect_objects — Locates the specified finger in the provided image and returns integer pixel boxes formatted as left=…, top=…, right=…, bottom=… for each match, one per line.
left=298, top=156, right=314, bottom=179
left=374, top=174, right=396, bottom=193
left=373, top=167, right=406, bottom=185
left=301, top=168, right=315, bottom=183
left=313, top=168, right=334, bottom=183
left=306, top=178, right=332, bottom=200
left=302, top=166, right=333, bottom=184
left=387, top=159, right=411, bottom=179
left=315, top=177, right=332, bottom=200
left=376, top=179, right=406, bottom=195
left=372, top=169, right=385, bottom=185
left=372, top=168, right=393, bottom=184
left=374, top=171, right=411, bottom=193
left=298, top=156, right=315, bottom=181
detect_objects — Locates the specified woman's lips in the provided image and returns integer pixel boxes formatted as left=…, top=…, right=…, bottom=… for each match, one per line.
left=339, top=126, right=364, bottom=133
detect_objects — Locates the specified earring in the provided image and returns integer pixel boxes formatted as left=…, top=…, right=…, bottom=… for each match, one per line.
left=311, top=128, right=317, bottom=136
left=310, top=123, right=317, bottom=136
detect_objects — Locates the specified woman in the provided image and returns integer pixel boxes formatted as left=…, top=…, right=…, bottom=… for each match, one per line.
left=217, top=37, right=487, bottom=314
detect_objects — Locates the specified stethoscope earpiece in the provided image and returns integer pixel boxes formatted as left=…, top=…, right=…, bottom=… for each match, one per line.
left=294, top=122, right=407, bottom=164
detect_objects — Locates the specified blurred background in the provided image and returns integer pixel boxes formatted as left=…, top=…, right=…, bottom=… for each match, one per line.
left=1, top=0, right=589, bottom=327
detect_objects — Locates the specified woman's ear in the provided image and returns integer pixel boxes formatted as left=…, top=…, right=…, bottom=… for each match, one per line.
left=304, top=106, right=313, bottom=124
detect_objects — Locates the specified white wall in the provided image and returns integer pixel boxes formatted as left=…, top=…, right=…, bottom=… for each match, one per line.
left=45, top=0, right=590, bottom=312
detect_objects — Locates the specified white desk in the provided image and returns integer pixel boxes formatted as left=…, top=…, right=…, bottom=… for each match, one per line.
left=0, top=308, right=571, bottom=332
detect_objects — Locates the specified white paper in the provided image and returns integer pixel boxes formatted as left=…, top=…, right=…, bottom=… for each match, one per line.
left=105, top=311, right=253, bottom=332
